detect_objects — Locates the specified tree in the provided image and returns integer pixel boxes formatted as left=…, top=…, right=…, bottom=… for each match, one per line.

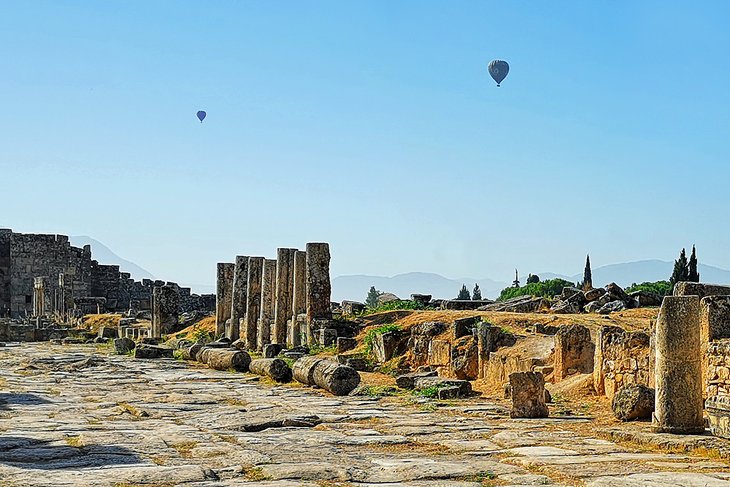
left=365, top=286, right=382, bottom=308
left=472, top=283, right=482, bottom=300
left=688, top=245, right=700, bottom=282
left=582, top=254, right=593, bottom=291
left=670, top=248, right=689, bottom=288
left=526, top=274, right=540, bottom=284
left=457, top=284, right=471, bottom=300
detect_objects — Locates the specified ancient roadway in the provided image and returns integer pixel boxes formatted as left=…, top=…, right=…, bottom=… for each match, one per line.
left=1, top=343, right=729, bottom=486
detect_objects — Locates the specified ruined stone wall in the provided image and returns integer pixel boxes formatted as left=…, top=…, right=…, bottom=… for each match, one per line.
left=707, top=340, right=730, bottom=398
left=593, top=325, right=651, bottom=400
left=0, top=230, right=11, bottom=317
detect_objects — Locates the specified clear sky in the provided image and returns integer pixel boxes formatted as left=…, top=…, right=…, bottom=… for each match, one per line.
left=2, top=1, right=729, bottom=290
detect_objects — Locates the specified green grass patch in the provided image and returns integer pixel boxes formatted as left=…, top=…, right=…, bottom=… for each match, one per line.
left=363, top=323, right=401, bottom=355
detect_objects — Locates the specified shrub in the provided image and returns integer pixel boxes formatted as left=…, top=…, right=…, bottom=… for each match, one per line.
left=363, top=323, right=401, bottom=354
left=363, top=300, right=422, bottom=315
left=625, top=280, right=672, bottom=296
left=497, top=278, right=574, bottom=302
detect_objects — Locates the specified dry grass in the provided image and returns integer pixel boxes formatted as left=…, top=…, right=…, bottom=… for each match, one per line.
left=65, top=435, right=84, bottom=448
left=82, top=313, right=121, bottom=332
left=364, top=440, right=449, bottom=455
left=170, top=440, right=198, bottom=458
left=169, top=316, right=216, bottom=340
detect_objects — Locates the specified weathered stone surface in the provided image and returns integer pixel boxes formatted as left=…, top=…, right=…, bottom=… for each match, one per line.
left=629, top=290, right=662, bottom=307
left=453, top=316, right=478, bottom=339
left=479, top=295, right=547, bottom=313
left=414, top=377, right=472, bottom=397
left=593, top=326, right=650, bottom=399
left=340, top=300, right=365, bottom=315
left=292, top=356, right=360, bottom=395
left=215, top=263, right=235, bottom=336
left=598, top=300, right=626, bottom=315
left=205, top=349, right=251, bottom=372
left=113, top=337, right=135, bottom=354
left=134, top=344, right=173, bottom=359
left=605, top=282, right=630, bottom=303
left=705, top=395, right=730, bottom=439
left=410, top=293, right=432, bottom=306
left=318, top=328, right=337, bottom=347
left=395, top=371, right=437, bottom=389
left=377, top=292, right=400, bottom=304
left=263, top=343, right=284, bottom=358
left=98, top=326, right=117, bottom=339
left=372, top=330, right=406, bottom=363
left=551, top=301, right=580, bottom=314
left=653, top=295, right=704, bottom=434
left=554, top=324, right=594, bottom=382
left=509, top=371, right=548, bottom=418
left=584, top=287, right=606, bottom=302
left=336, top=337, right=357, bottom=354
left=152, top=285, right=179, bottom=338
left=273, top=248, right=296, bottom=345
left=290, top=250, right=307, bottom=346
left=258, top=258, right=277, bottom=351
left=674, top=282, right=730, bottom=299
left=180, top=343, right=203, bottom=361
left=249, top=358, right=292, bottom=382
left=441, top=299, right=494, bottom=310
left=229, top=255, right=249, bottom=341
left=305, top=243, right=332, bottom=324
left=450, top=335, right=478, bottom=380
left=244, top=257, right=264, bottom=350
left=612, top=384, right=655, bottom=421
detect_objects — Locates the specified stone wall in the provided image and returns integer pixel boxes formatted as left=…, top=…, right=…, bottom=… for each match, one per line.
left=593, top=325, right=651, bottom=400
left=707, top=340, right=730, bottom=398
left=0, top=229, right=214, bottom=319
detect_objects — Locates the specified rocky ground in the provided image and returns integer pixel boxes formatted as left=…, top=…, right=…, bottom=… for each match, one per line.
left=1, top=343, right=730, bottom=486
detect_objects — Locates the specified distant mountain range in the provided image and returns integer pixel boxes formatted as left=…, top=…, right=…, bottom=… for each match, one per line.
left=70, top=236, right=156, bottom=281
left=331, top=260, right=730, bottom=302
left=65, top=236, right=730, bottom=302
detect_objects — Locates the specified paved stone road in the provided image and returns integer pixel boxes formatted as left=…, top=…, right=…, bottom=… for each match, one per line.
left=1, top=343, right=730, bottom=486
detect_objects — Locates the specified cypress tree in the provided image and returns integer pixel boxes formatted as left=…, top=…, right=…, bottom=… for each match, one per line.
left=365, top=286, right=381, bottom=308
left=670, top=248, right=689, bottom=288
left=457, top=284, right=471, bottom=300
left=472, top=283, right=482, bottom=300
left=688, top=245, right=700, bottom=282
left=582, top=255, right=593, bottom=291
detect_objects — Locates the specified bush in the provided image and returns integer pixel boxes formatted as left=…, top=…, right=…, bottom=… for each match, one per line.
left=363, top=323, right=401, bottom=354
left=497, top=278, right=574, bottom=302
left=625, top=280, right=672, bottom=296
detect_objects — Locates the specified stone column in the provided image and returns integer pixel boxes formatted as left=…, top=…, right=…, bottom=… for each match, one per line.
left=215, top=263, right=235, bottom=336
left=244, top=257, right=264, bottom=350
left=475, top=322, right=501, bottom=379
left=290, top=250, right=307, bottom=346
left=229, top=255, right=249, bottom=341
left=258, top=258, right=277, bottom=351
left=33, top=277, right=46, bottom=317
left=305, top=242, right=332, bottom=325
left=653, top=295, right=704, bottom=434
left=152, top=285, right=179, bottom=338
left=273, top=248, right=296, bottom=345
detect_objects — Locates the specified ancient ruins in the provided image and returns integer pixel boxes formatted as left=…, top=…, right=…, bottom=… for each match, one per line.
left=5, top=234, right=730, bottom=485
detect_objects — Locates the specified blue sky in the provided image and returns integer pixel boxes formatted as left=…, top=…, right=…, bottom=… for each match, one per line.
left=2, top=1, right=729, bottom=290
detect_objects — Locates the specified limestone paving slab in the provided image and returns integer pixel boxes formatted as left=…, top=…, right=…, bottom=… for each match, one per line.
left=0, top=343, right=729, bottom=486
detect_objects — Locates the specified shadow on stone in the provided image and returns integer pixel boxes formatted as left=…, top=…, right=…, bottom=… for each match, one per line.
left=0, top=436, right=143, bottom=470
left=0, top=392, right=51, bottom=409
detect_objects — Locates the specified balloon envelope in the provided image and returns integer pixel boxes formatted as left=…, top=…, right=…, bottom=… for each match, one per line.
left=488, top=60, right=509, bottom=86
left=196, top=110, right=206, bottom=122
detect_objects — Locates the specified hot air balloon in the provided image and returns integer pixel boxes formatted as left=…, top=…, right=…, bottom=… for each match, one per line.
left=196, top=110, right=206, bottom=123
left=488, top=60, right=509, bottom=87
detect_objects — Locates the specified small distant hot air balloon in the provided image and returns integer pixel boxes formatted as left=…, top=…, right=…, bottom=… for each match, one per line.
left=196, top=110, right=206, bottom=123
left=488, top=60, right=509, bottom=87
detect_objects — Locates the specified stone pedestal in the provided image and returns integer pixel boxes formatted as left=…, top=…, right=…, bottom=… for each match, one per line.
left=509, top=372, right=548, bottom=418
left=706, top=395, right=730, bottom=439
left=305, top=243, right=331, bottom=324
left=215, top=263, right=235, bottom=336
left=273, top=248, right=296, bottom=345
left=244, top=257, right=264, bottom=350
left=652, top=295, right=704, bottom=434
left=152, top=285, right=179, bottom=338
left=229, top=255, right=249, bottom=341
left=290, top=250, right=307, bottom=346
left=258, top=258, right=277, bottom=351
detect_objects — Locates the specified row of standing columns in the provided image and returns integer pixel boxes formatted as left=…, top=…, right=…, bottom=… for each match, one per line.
left=215, top=243, right=331, bottom=350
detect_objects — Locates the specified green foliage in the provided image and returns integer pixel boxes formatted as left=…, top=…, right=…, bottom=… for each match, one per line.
left=670, top=248, right=689, bottom=287
left=472, top=283, right=482, bottom=301
left=497, top=278, right=574, bottom=302
left=363, top=299, right=422, bottom=315
left=625, top=280, right=672, bottom=296
left=414, top=386, right=440, bottom=398
left=456, top=284, right=471, bottom=300
left=582, top=254, right=593, bottom=290
left=526, top=273, right=540, bottom=284
left=688, top=245, right=700, bottom=282
left=365, top=286, right=382, bottom=308
left=308, top=344, right=337, bottom=355
left=358, top=385, right=401, bottom=397
left=187, top=325, right=214, bottom=344
left=363, top=323, right=401, bottom=354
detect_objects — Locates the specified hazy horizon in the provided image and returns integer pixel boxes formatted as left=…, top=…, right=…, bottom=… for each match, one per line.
left=3, top=2, right=730, bottom=290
